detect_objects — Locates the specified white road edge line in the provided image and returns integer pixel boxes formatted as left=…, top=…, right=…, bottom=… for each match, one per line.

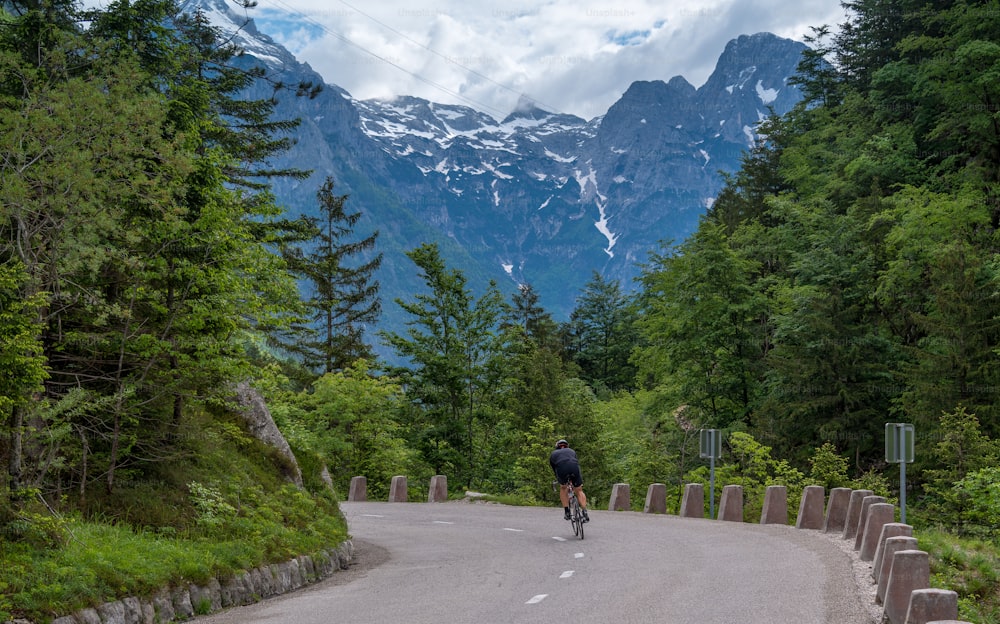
left=361, top=514, right=384, bottom=518
left=526, top=594, right=548, bottom=605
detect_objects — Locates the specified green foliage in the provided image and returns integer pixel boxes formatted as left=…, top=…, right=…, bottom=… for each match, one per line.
left=187, top=482, right=238, bottom=532
left=635, top=221, right=766, bottom=428
left=686, top=432, right=806, bottom=522
left=0, top=261, right=47, bottom=415
left=278, top=177, right=383, bottom=373
left=921, top=407, right=999, bottom=533
left=950, top=467, right=1000, bottom=538
left=564, top=272, right=639, bottom=392
left=511, top=416, right=557, bottom=502
left=809, top=442, right=851, bottom=490
left=274, top=360, right=412, bottom=500
left=0, top=423, right=348, bottom=621
left=380, top=243, right=516, bottom=488
left=0, top=488, right=68, bottom=549
left=847, top=472, right=889, bottom=503
left=922, top=528, right=1000, bottom=624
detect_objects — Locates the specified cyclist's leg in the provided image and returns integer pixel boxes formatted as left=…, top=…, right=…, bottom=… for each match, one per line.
left=569, top=467, right=589, bottom=521
left=555, top=470, right=570, bottom=507
left=556, top=470, right=572, bottom=519
left=570, top=467, right=587, bottom=508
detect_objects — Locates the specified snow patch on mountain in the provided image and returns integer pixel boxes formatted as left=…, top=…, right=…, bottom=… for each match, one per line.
left=545, top=149, right=577, bottom=163
left=755, top=80, right=779, bottom=104
left=594, top=198, right=618, bottom=258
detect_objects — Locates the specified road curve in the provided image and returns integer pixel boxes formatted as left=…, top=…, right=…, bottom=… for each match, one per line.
left=194, top=500, right=873, bottom=624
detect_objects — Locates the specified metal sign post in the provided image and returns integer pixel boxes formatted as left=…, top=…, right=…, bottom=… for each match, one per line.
left=885, top=423, right=915, bottom=523
left=700, top=429, right=721, bottom=519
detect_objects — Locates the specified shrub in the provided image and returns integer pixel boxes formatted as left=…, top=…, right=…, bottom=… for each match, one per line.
left=684, top=431, right=805, bottom=521
left=951, top=467, right=1000, bottom=538
left=809, top=442, right=850, bottom=489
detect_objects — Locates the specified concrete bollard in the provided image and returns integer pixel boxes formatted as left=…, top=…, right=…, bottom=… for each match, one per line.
left=609, top=483, right=631, bottom=511
left=860, top=503, right=896, bottom=561
left=904, top=589, right=959, bottom=624
left=795, top=485, right=825, bottom=530
left=760, top=485, right=788, bottom=525
left=428, top=475, right=448, bottom=503
left=717, top=485, right=743, bottom=522
left=842, top=489, right=874, bottom=540
left=883, top=550, right=931, bottom=624
left=389, top=475, right=408, bottom=502
left=679, top=483, right=704, bottom=518
left=873, top=524, right=914, bottom=582
left=855, top=495, right=888, bottom=550
left=348, top=476, right=367, bottom=502
left=878, top=537, right=919, bottom=604
left=823, top=487, right=852, bottom=533
left=643, top=483, right=667, bottom=514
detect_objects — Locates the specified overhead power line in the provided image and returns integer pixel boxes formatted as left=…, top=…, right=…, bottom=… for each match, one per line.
left=263, top=0, right=556, bottom=118
left=328, top=0, right=564, bottom=114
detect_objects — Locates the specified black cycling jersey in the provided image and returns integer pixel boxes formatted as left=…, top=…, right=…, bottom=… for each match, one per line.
left=550, top=446, right=583, bottom=487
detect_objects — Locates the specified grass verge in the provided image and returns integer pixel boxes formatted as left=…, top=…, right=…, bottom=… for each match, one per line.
left=921, top=528, right=1000, bottom=623
left=0, top=410, right=349, bottom=623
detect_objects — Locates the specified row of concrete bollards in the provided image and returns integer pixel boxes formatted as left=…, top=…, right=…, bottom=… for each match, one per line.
left=612, top=482, right=968, bottom=624
left=348, top=475, right=449, bottom=503
left=349, top=476, right=971, bottom=624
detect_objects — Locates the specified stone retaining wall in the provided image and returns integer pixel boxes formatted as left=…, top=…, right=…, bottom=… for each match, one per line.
left=38, top=541, right=354, bottom=624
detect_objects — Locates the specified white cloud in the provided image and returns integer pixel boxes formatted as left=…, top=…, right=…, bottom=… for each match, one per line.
left=94, top=0, right=851, bottom=120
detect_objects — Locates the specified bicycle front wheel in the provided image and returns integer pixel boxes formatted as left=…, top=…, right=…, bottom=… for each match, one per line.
left=571, top=499, right=584, bottom=539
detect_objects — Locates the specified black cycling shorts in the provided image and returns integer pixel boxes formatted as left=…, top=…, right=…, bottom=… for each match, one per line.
left=556, top=464, right=583, bottom=488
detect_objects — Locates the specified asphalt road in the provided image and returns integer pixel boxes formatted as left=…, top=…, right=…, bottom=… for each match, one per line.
left=194, top=500, right=873, bottom=624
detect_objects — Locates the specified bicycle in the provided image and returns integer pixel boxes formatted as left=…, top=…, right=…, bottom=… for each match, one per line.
left=553, top=481, right=585, bottom=539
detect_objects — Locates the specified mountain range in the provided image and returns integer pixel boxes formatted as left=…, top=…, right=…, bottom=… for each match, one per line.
left=202, top=0, right=809, bottom=345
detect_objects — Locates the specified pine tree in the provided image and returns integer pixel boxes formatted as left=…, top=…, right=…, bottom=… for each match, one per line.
left=380, top=243, right=511, bottom=487
left=281, top=177, right=382, bottom=374
left=563, top=272, right=638, bottom=392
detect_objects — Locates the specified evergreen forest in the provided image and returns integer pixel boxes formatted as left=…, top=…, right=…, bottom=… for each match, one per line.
left=1, top=0, right=999, bottom=621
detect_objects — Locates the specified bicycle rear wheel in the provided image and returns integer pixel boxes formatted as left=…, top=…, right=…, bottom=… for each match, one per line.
left=571, top=497, right=584, bottom=539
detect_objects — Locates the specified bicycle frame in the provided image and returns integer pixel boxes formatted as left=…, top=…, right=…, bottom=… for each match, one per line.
left=554, top=480, right=585, bottom=539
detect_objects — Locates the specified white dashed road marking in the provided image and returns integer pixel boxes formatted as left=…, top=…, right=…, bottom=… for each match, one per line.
left=503, top=528, right=524, bottom=532
left=560, top=571, right=574, bottom=579
left=526, top=594, right=548, bottom=604
left=575, top=553, right=584, bottom=558
left=552, top=536, right=566, bottom=542
left=433, top=521, right=454, bottom=525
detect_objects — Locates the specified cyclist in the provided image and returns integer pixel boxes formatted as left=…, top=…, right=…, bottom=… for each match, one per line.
left=550, top=439, right=589, bottom=522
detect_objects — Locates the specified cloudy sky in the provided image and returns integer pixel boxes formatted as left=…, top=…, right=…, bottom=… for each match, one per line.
left=240, top=0, right=847, bottom=121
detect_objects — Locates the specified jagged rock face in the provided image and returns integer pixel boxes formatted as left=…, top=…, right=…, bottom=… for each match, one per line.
left=232, top=382, right=303, bottom=487
left=199, top=0, right=806, bottom=341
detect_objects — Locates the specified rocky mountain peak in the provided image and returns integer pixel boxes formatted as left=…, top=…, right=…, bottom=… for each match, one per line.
left=700, top=32, right=807, bottom=112
left=501, top=95, right=553, bottom=123
left=190, top=0, right=810, bottom=342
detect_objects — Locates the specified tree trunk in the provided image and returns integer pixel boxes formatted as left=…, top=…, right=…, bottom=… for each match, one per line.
left=78, top=427, right=88, bottom=507
left=7, top=404, right=24, bottom=500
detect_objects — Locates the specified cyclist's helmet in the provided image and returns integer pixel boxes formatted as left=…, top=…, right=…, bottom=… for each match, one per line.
left=555, top=439, right=568, bottom=449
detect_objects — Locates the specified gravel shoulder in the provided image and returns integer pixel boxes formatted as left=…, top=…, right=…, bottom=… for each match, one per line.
left=817, top=531, right=882, bottom=624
